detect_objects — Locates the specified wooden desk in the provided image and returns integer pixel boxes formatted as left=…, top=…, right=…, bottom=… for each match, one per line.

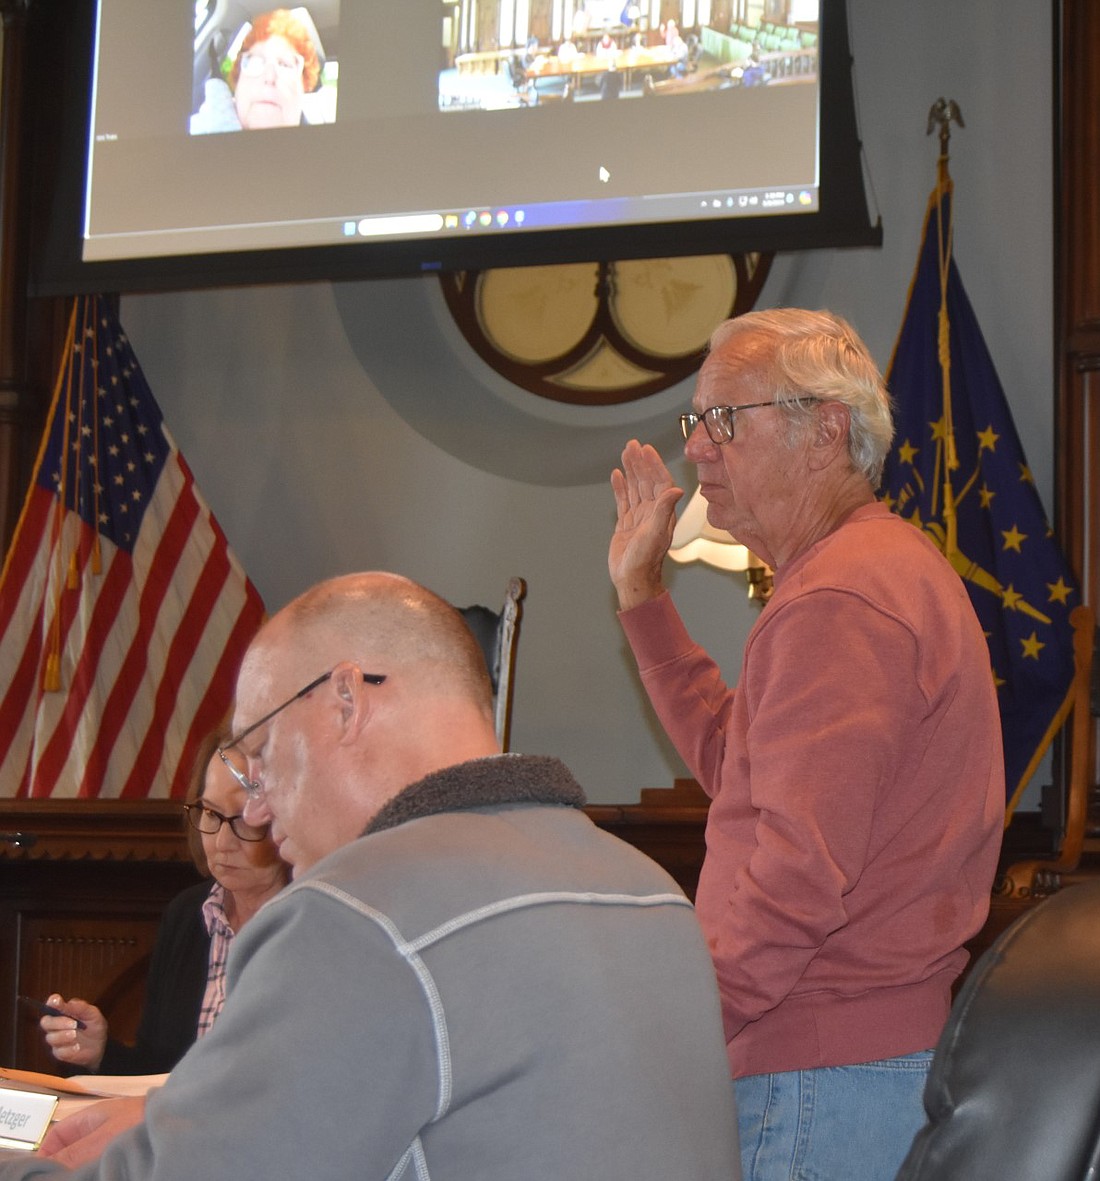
left=454, top=50, right=513, bottom=76
left=527, top=46, right=678, bottom=93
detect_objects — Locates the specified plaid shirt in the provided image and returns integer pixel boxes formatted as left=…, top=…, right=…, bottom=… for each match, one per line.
left=197, top=882, right=234, bottom=1038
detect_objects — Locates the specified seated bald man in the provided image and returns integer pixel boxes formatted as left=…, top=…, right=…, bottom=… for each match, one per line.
left=15, top=573, right=740, bottom=1181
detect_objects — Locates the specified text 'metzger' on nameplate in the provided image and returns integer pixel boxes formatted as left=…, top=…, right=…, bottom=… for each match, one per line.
left=0, top=1088, right=58, bottom=1151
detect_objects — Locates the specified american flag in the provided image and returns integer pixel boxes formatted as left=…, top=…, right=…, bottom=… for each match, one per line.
left=0, top=296, right=265, bottom=799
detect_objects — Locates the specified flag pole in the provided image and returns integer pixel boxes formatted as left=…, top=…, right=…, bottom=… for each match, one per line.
left=43, top=299, right=82, bottom=692
left=926, top=98, right=965, bottom=560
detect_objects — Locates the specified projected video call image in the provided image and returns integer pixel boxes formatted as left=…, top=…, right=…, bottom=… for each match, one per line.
left=439, top=0, right=818, bottom=111
left=190, top=2, right=340, bottom=135
left=74, top=0, right=825, bottom=272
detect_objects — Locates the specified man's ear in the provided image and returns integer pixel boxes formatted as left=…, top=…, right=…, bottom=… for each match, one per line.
left=330, top=664, right=371, bottom=742
left=810, top=400, right=851, bottom=469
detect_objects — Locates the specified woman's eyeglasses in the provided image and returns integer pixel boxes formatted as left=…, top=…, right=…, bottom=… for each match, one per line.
left=184, top=802, right=269, bottom=842
left=238, top=50, right=305, bottom=79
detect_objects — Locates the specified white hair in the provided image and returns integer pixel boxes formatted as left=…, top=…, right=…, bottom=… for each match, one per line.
left=710, top=308, right=895, bottom=486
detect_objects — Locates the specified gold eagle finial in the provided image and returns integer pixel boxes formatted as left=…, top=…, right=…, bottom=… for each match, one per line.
left=927, top=97, right=965, bottom=154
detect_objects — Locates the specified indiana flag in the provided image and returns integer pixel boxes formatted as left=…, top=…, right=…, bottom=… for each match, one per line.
left=880, top=164, right=1079, bottom=818
left=0, top=296, right=265, bottom=798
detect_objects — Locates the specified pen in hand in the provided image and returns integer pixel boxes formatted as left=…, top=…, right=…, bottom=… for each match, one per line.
left=19, top=995, right=89, bottom=1030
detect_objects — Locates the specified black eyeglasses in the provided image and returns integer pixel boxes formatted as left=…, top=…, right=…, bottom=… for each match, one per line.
left=217, top=670, right=386, bottom=800
left=184, top=802, right=269, bottom=842
left=679, top=397, right=821, bottom=444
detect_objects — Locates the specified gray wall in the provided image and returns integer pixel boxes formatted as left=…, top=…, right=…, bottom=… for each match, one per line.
left=120, top=0, right=1053, bottom=804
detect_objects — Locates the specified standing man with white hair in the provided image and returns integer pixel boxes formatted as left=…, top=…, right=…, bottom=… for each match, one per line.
left=609, top=309, right=1004, bottom=1181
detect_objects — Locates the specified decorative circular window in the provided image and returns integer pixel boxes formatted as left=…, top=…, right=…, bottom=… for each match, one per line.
left=438, top=252, right=773, bottom=405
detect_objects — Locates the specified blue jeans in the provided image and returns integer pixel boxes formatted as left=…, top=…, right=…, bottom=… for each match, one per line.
left=733, top=1051, right=933, bottom=1181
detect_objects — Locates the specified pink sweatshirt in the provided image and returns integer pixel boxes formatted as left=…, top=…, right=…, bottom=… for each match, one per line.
left=620, top=503, right=1004, bottom=1078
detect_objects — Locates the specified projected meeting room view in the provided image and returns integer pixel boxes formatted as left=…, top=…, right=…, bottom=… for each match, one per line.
left=439, top=0, right=819, bottom=110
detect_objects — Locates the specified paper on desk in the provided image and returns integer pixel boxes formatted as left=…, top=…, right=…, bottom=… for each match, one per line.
left=0, top=1068, right=168, bottom=1099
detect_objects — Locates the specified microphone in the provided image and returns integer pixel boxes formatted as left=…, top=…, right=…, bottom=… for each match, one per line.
left=0, top=832, right=37, bottom=849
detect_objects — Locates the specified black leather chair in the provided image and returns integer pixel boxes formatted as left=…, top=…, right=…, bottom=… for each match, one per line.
left=599, top=69, right=623, bottom=99
left=508, top=56, right=533, bottom=104
left=458, top=577, right=526, bottom=752
left=896, top=878, right=1100, bottom=1180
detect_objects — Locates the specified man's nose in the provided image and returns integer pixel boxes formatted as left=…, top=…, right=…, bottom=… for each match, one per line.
left=684, top=421, right=717, bottom=462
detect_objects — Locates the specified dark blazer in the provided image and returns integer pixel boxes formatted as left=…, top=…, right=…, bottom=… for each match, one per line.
left=97, top=879, right=212, bottom=1074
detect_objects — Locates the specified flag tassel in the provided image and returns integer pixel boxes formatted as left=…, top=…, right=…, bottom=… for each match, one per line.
left=43, top=651, right=61, bottom=693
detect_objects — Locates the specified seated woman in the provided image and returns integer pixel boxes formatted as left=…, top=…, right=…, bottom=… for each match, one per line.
left=190, top=7, right=324, bottom=134
left=556, top=37, right=579, bottom=63
left=594, top=30, right=617, bottom=59
left=38, top=733, right=288, bottom=1074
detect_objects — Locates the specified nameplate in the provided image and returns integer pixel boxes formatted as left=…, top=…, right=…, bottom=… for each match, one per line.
left=0, top=1087, right=58, bottom=1151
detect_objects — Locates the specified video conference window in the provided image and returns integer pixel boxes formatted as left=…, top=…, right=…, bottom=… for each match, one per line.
left=190, top=3, right=339, bottom=135
left=75, top=0, right=823, bottom=268
left=439, top=0, right=818, bottom=112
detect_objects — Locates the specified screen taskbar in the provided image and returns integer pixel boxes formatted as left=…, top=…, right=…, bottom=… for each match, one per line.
left=82, top=185, right=819, bottom=262
left=345, top=185, right=820, bottom=241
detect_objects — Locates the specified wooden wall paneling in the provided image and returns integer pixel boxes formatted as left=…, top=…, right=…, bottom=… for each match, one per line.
left=0, top=2, right=68, bottom=558
left=0, top=801, right=197, bottom=862
left=1, top=860, right=202, bottom=1071
left=586, top=779, right=710, bottom=899
left=0, top=793, right=711, bottom=1070
left=0, top=802, right=203, bottom=1070
left=16, top=915, right=150, bottom=1074
left=1058, top=0, right=1100, bottom=605
left=1057, top=0, right=1100, bottom=828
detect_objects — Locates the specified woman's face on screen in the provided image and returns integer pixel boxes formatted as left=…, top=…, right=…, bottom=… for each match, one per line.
left=234, top=35, right=306, bottom=130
